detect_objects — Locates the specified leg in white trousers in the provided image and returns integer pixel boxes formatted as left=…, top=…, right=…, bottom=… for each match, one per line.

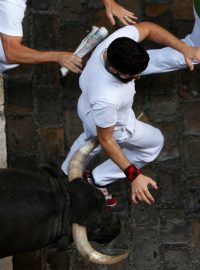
left=61, top=109, right=102, bottom=176
left=143, top=4, right=200, bottom=75
left=62, top=119, right=164, bottom=187
left=92, top=120, right=164, bottom=186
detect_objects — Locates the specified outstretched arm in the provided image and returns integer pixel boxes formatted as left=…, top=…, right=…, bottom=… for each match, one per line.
left=136, top=22, right=200, bottom=71
left=96, top=125, right=157, bottom=205
left=102, top=0, right=137, bottom=25
left=142, top=3, right=200, bottom=75
left=0, top=33, right=83, bottom=73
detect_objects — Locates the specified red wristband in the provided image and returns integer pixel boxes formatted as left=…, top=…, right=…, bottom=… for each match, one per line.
left=124, top=164, right=141, bottom=182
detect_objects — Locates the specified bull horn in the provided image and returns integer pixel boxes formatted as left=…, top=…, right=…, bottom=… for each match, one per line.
left=68, top=137, right=98, bottom=182
left=72, top=223, right=129, bottom=265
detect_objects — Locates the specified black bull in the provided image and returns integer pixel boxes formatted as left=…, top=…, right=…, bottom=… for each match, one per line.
left=0, top=138, right=128, bottom=264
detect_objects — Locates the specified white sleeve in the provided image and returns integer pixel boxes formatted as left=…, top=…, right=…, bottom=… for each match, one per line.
left=91, top=102, right=118, bottom=128
left=0, top=1, right=25, bottom=36
left=142, top=47, right=187, bottom=75
left=142, top=33, right=200, bottom=76
left=142, top=7, right=200, bottom=75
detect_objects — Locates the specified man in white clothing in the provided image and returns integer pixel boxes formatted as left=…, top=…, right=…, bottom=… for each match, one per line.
left=0, top=0, right=137, bottom=74
left=61, top=18, right=200, bottom=207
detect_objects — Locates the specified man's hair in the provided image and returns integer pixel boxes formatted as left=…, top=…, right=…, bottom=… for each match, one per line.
left=107, top=37, right=149, bottom=75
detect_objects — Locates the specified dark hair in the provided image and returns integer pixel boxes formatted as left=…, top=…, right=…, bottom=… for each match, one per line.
left=107, top=37, right=149, bottom=75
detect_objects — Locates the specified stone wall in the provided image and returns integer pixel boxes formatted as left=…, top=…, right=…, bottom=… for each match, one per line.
left=2, top=0, right=200, bottom=269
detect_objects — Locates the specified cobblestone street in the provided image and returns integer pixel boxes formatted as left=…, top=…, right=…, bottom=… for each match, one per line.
left=1, top=0, right=199, bottom=269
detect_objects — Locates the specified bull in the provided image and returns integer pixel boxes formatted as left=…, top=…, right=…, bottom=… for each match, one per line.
left=0, top=138, right=128, bottom=264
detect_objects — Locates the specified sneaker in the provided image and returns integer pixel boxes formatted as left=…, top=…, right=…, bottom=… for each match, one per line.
left=83, top=170, right=118, bottom=207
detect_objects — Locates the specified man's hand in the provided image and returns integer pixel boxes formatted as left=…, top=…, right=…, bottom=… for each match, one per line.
left=182, top=45, right=200, bottom=71
left=103, top=0, right=137, bottom=26
left=131, top=174, right=158, bottom=205
left=57, top=52, right=83, bottom=73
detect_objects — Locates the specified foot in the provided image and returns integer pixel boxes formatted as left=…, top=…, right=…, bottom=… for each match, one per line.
left=83, top=170, right=118, bottom=207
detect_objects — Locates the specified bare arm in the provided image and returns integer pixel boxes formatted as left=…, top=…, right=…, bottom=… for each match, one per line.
left=96, top=125, right=157, bottom=205
left=97, top=125, right=130, bottom=170
left=136, top=22, right=200, bottom=70
left=102, top=0, right=137, bottom=26
left=0, top=33, right=82, bottom=73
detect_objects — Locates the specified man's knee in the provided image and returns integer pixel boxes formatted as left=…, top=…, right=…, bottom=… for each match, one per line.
left=155, top=128, right=164, bottom=154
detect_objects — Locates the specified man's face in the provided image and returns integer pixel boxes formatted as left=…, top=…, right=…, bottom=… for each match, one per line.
left=113, top=71, right=140, bottom=83
left=104, top=55, right=140, bottom=83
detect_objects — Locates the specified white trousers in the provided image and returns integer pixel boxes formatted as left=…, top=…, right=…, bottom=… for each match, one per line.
left=62, top=116, right=164, bottom=186
left=62, top=4, right=199, bottom=186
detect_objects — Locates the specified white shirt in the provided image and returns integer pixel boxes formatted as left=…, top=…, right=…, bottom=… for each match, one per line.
left=0, top=0, right=27, bottom=72
left=78, top=26, right=140, bottom=141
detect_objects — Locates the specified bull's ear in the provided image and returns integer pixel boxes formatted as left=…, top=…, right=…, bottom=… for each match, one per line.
left=40, top=161, right=64, bottom=179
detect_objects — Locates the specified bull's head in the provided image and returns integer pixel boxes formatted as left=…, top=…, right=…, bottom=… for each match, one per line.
left=67, top=137, right=129, bottom=264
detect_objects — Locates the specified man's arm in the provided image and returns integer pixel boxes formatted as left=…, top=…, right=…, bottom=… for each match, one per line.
left=0, top=33, right=82, bottom=73
left=136, top=22, right=200, bottom=71
left=102, top=0, right=137, bottom=25
left=96, top=125, right=158, bottom=205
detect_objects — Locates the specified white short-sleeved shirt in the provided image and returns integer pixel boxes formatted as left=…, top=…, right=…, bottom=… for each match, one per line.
left=0, top=0, right=27, bottom=72
left=78, top=26, right=140, bottom=141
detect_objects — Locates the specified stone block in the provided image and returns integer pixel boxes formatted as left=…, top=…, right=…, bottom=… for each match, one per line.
left=4, top=81, right=33, bottom=113
left=39, top=128, right=65, bottom=164
left=30, top=0, right=51, bottom=11
left=149, top=94, right=177, bottom=121
left=192, top=262, right=200, bottom=270
left=3, top=65, right=34, bottom=83
left=157, top=122, right=179, bottom=161
left=183, top=137, right=200, bottom=174
left=134, top=77, right=148, bottom=110
left=160, top=209, right=187, bottom=244
left=186, top=176, right=200, bottom=218
left=155, top=160, right=184, bottom=205
left=64, top=110, right=82, bottom=148
left=32, top=15, right=58, bottom=50
left=131, top=227, right=159, bottom=269
left=35, top=86, right=63, bottom=127
left=59, top=23, right=87, bottom=51
left=189, top=67, right=200, bottom=98
left=148, top=73, right=177, bottom=95
left=161, top=247, right=190, bottom=270
left=173, top=20, right=194, bottom=40
left=132, top=204, right=159, bottom=227
left=145, top=3, right=168, bottom=17
left=183, top=102, right=200, bottom=136
left=191, top=220, right=200, bottom=263
left=61, top=75, right=80, bottom=108
left=173, top=0, right=193, bottom=19
left=6, top=115, right=37, bottom=155
left=34, top=64, right=60, bottom=87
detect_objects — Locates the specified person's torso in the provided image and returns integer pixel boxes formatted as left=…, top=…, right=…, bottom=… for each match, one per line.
left=78, top=26, right=140, bottom=129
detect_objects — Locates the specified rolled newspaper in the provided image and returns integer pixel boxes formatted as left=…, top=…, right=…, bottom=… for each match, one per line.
left=60, top=26, right=108, bottom=77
